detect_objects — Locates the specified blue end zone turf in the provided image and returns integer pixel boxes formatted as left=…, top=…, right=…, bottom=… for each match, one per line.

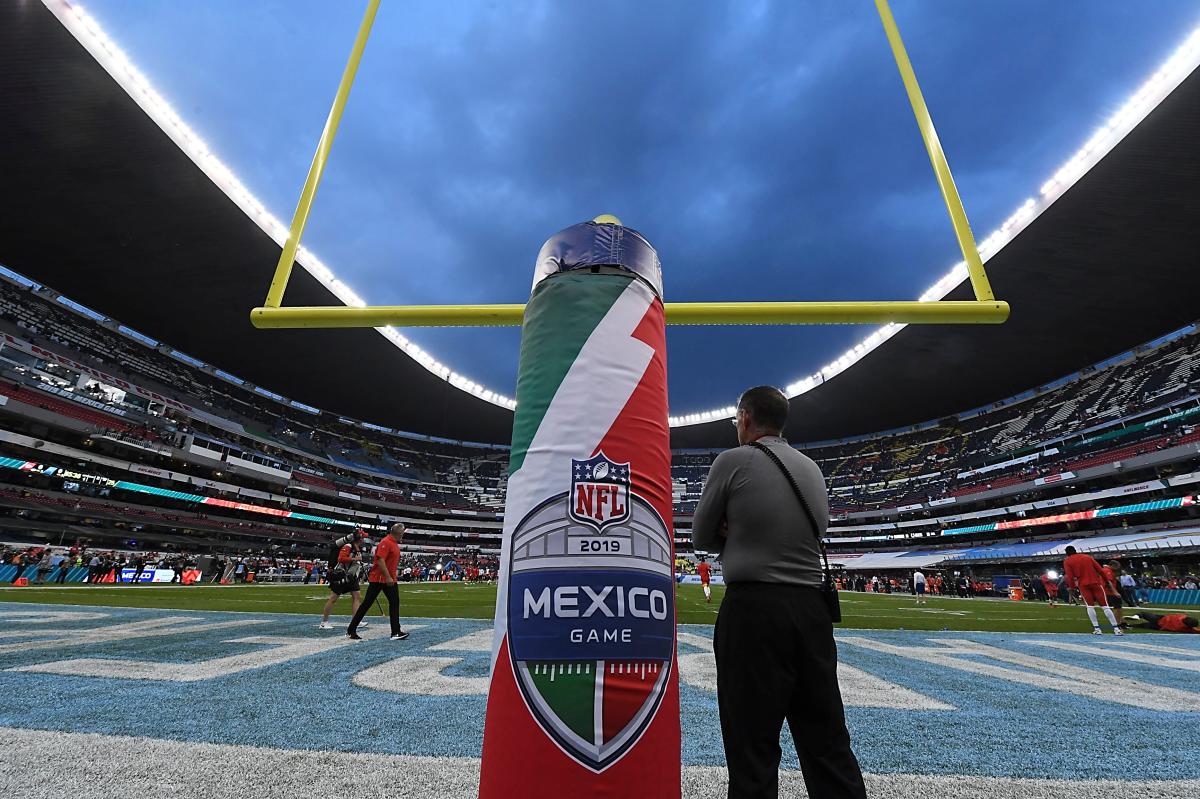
left=0, top=604, right=1197, bottom=781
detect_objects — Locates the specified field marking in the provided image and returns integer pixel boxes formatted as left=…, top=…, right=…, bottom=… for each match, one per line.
left=0, top=617, right=268, bottom=655
left=13, top=635, right=353, bottom=681
left=1022, top=638, right=1200, bottom=672
left=841, top=636, right=1200, bottom=711
left=676, top=632, right=953, bottom=710
left=429, top=629, right=493, bottom=652
left=1108, top=639, right=1200, bottom=657
left=3, top=725, right=1198, bottom=798
left=353, top=656, right=488, bottom=695
left=0, top=610, right=110, bottom=623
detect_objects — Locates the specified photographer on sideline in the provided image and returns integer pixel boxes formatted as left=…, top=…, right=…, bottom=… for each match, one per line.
left=692, top=386, right=866, bottom=799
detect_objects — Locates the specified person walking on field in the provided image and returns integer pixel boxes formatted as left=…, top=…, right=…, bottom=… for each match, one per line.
left=319, top=538, right=365, bottom=630
left=1062, top=546, right=1123, bottom=636
left=1040, top=571, right=1060, bottom=606
left=347, top=523, right=408, bottom=641
left=698, top=558, right=714, bottom=603
left=1101, top=560, right=1127, bottom=628
left=692, top=386, right=866, bottom=799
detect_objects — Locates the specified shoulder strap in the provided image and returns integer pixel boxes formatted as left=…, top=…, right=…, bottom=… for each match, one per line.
left=747, top=441, right=833, bottom=579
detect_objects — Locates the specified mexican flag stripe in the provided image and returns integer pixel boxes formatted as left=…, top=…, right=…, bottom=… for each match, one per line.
left=507, top=272, right=632, bottom=475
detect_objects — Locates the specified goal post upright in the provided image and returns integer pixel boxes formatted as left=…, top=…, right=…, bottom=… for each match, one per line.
left=251, top=0, right=1008, bottom=328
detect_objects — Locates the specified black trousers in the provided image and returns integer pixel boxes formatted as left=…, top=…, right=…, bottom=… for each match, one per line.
left=348, top=581, right=401, bottom=635
left=714, top=583, right=867, bottom=799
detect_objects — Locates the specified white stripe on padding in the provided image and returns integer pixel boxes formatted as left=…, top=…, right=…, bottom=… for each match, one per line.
left=1, top=726, right=1197, bottom=799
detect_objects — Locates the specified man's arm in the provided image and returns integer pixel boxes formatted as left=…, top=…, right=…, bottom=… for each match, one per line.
left=372, top=548, right=391, bottom=583
left=1063, top=560, right=1079, bottom=590
left=692, top=451, right=738, bottom=553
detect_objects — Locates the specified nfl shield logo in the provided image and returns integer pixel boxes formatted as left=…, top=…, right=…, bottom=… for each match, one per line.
left=569, top=452, right=631, bottom=534
left=506, top=456, right=675, bottom=772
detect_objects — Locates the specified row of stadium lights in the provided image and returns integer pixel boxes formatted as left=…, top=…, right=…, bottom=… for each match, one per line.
left=47, top=2, right=1200, bottom=429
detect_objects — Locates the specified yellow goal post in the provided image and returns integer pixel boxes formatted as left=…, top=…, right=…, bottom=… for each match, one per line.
left=250, top=0, right=1008, bottom=329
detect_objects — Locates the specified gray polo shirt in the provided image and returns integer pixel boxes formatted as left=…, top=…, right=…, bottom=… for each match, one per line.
left=691, top=436, right=827, bottom=587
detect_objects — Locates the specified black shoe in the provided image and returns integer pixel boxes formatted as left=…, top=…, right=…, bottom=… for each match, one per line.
left=390, top=631, right=409, bottom=641
left=347, top=631, right=362, bottom=640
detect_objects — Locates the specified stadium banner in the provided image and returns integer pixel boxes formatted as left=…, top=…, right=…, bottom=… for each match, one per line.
left=0, top=332, right=197, bottom=415
left=481, top=221, right=679, bottom=797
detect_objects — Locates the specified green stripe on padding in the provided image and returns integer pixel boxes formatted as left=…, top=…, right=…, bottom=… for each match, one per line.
left=529, top=661, right=596, bottom=744
left=508, top=273, right=631, bottom=475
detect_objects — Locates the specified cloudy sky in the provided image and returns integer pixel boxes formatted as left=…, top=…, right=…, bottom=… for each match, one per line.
left=87, top=0, right=1200, bottom=415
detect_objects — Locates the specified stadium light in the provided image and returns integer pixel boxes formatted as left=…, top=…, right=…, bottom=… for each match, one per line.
left=44, top=0, right=1200, bottom=426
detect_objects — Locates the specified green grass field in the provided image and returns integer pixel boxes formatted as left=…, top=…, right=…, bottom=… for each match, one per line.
left=2, top=582, right=1193, bottom=632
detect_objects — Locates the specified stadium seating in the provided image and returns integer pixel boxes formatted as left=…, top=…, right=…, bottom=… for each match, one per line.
left=0, top=267, right=1197, bottom=561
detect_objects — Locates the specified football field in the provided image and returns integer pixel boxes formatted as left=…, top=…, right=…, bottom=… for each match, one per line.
left=1, top=585, right=1198, bottom=797
left=2, top=581, right=1196, bottom=632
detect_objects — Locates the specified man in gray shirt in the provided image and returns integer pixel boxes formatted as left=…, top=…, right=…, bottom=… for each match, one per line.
left=692, top=386, right=865, bottom=799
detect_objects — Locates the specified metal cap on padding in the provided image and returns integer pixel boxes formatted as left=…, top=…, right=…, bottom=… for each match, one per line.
left=532, top=219, right=663, bottom=297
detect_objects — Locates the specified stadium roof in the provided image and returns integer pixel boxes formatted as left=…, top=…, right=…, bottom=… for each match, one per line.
left=2, top=1, right=1198, bottom=447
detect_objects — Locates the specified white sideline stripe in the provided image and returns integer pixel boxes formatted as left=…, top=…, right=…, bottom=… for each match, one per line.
left=11, top=624, right=428, bottom=681
left=841, top=637, right=1200, bottom=711
left=0, top=610, right=110, bottom=623
left=2, top=726, right=1197, bottom=799
left=12, top=635, right=352, bottom=681
left=0, top=616, right=267, bottom=655
left=677, top=632, right=953, bottom=710
left=353, top=655, right=488, bottom=696
left=1023, top=639, right=1200, bottom=672
left=1108, top=639, right=1200, bottom=658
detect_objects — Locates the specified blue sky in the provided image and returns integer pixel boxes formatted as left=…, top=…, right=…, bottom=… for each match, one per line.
left=86, top=0, right=1200, bottom=415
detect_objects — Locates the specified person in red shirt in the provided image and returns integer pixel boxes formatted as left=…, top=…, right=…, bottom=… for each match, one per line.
left=348, top=523, right=408, bottom=641
left=1062, top=545, right=1123, bottom=635
left=1131, top=612, right=1200, bottom=633
left=1100, top=560, right=1126, bottom=628
left=1040, top=572, right=1060, bottom=606
left=697, top=559, right=713, bottom=603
